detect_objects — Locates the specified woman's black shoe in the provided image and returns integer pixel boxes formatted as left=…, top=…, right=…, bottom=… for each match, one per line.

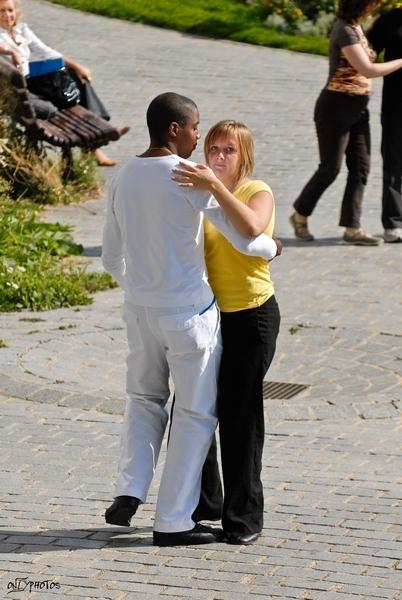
left=225, top=531, right=261, bottom=545
left=104, top=495, right=140, bottom=526
left=192, top=510, right=222, bottom=522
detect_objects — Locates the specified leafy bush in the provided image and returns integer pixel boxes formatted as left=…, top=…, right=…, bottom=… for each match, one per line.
left=380, top=0, right=402, bottom=10
left=49, top=0, right=329, bottom=55
left=0, top=194, right=117, bottom=311
left=252, top=0, right=336, bottom=34
left=265, top=9, right=334, bottom=35
left=254, top=0, right=402, bottom=35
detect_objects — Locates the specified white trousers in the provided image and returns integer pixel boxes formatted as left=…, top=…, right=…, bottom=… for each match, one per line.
left=115, top=299, right=222, bottom=533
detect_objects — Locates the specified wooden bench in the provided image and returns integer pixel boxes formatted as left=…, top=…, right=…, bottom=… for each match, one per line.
left=0, top=57, right=122, bottom=174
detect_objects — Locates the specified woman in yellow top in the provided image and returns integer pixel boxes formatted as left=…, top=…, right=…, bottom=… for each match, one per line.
left=172, top=120, right=280, bottom=545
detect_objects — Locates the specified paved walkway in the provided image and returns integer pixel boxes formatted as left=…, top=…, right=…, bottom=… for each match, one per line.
left=0, top=1, right=401, bottom=598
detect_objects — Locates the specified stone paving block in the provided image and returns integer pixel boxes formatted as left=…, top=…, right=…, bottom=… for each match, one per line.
left=62, top=588, right=123, bottom=599
left=337, top=584, right=398, bottom=598
left=326, top=571, right=388, bottom=587
left=194, top=569, right=246, bottom=583
left=376, top=575, right=402, bottom=590
left=188, top=593, right=270, bottom=600
left=4, top=535, right=57, bottom=545
left=110, top=581, right=210, bottom=597
left=309, top=559, right=368, bottom=575
left=29, top=596, right=112, bottom=600
left=250, top=584, right=306, bottom=598
left=1, top=382, right=43, bottom=400
left=0, top=543, right=21, bottom=553
left=307, top=593, right=375, bottom=600
left=58, top=394, right=103, bottom=411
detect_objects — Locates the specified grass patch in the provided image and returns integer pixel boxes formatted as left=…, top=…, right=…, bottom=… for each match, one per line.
left=0, top=134, right=100, bottom=205
left=48, top=0, right=329, bottom=56
left=0, top=195, right=117, bottom=312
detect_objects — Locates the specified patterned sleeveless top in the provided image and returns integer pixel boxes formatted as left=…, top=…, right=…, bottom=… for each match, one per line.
left=326, top=21, right=376, bottom=96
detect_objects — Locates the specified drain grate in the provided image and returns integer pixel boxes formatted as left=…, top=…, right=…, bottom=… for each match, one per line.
left=263, top=381, right=309, bottom=400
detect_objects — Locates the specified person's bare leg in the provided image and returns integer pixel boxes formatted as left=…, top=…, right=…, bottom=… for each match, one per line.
left=94, top=127, right=130, bottom=166
left=94, top=147, right=117, bottom=167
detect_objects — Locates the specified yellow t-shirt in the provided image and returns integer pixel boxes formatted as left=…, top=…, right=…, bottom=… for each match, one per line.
left=204, top=179, right=275, bottom=313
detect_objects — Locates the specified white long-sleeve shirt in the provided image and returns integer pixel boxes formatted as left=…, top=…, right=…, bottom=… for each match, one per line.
left=0, top=23, right=61, bottom=76
left=102, top=154, right=277, bottom=308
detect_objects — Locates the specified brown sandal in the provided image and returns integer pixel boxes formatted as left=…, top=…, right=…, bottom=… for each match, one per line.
left=289, top=213, right=314, bottom=241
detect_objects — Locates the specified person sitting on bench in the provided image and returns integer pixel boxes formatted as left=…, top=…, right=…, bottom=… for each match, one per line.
left=0, top=0, right=129, bottom=166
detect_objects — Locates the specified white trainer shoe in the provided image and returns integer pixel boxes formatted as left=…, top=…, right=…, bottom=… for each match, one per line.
left=383, top=228, right=402, bottom=243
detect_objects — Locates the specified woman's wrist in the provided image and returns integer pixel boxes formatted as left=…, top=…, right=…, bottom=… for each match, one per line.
left=208, top=177, right=226, bottom=194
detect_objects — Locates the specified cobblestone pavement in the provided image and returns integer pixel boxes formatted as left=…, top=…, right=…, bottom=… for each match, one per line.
left=0, top=1, right=401, bottom=598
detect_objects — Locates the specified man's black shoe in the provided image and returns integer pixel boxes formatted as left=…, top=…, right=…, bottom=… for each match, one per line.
left=153, top=523, right=224, bottom=546
left=225, top=531, right=261, bottom=545
left=105, top=495, right=140, bottom=526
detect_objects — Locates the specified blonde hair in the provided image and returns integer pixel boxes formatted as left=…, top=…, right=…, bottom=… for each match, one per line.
left=15, top=0, right=21, bottom=23
left=204, top=120, right=254, bottom=187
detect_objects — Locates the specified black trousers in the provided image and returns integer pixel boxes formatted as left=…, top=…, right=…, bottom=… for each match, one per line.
left=27, top=68, right=110, bottom=121
left=293, top=89, right=370, bottom=228
left=196, top=295, right=280, bottom=536
left=69, top=69, right=110, bottom=121
left=381, top=113, right=402, bottom=229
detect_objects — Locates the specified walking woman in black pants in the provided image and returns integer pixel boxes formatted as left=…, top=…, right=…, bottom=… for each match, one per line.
left=172, top=120, right=281, bottom=544
left=289, top=0, right=402, bottom=246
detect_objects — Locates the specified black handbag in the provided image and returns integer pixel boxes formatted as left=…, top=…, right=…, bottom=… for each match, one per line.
left=27, top=67, right=81, bottom=110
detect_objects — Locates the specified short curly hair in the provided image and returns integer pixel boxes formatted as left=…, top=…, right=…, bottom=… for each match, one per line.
left=336, top=0, right=380, bottom=23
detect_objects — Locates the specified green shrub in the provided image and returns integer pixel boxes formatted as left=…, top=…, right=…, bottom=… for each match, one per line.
left=0, top=197, right=117, bottom=311
left=252, top=0, right=336, bottom=34
left=47, top=0, right=402, bottom=53
left=49, top=0, right=328, bottom=54
left=254, top=0, right=402, bottom=34
left=380, top=0, right=402, bottom=11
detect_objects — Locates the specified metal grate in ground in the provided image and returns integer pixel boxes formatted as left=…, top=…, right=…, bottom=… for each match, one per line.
left=263, top=380, right=309, bottom=400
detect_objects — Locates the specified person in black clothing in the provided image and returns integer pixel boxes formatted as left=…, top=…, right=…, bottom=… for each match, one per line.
left=0, top=0, right=129, bottom=166
left=367, top=8, right=402, bottom=243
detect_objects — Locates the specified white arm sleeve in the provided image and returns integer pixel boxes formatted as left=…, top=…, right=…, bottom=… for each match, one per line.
left=101, top=182, right=126, bottom=287
left=203, top=204, right=277, bottom=260
left=24, top=24, right=62, bottom=60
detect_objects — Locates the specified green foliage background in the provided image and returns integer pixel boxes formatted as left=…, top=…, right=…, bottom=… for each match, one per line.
left=0, top=193, right=116, bottom=311
left=48, top=0, right=329, bottom=55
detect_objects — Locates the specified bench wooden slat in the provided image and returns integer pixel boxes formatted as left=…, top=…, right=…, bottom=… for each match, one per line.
left=0, top=57, right=123, bottom=152
left=33, top=118, right=72, bottom=146
left=48, top=113, right=88, bottom=146
left=53, top=110, right=101, bottom=145
left=61, top=105, right=119, bottom=145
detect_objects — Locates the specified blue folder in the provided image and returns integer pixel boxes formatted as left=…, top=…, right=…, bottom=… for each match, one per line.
left=28, top=57, right=64, bottom=77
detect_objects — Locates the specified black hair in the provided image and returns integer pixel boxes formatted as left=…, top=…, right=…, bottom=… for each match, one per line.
left=337, top=0, right=379, bottom=23
left=146, top=92, right=197, bottom=140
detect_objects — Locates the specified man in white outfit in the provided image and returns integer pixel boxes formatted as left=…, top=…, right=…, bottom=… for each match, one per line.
left=102, top=92, right=278, bottom=546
